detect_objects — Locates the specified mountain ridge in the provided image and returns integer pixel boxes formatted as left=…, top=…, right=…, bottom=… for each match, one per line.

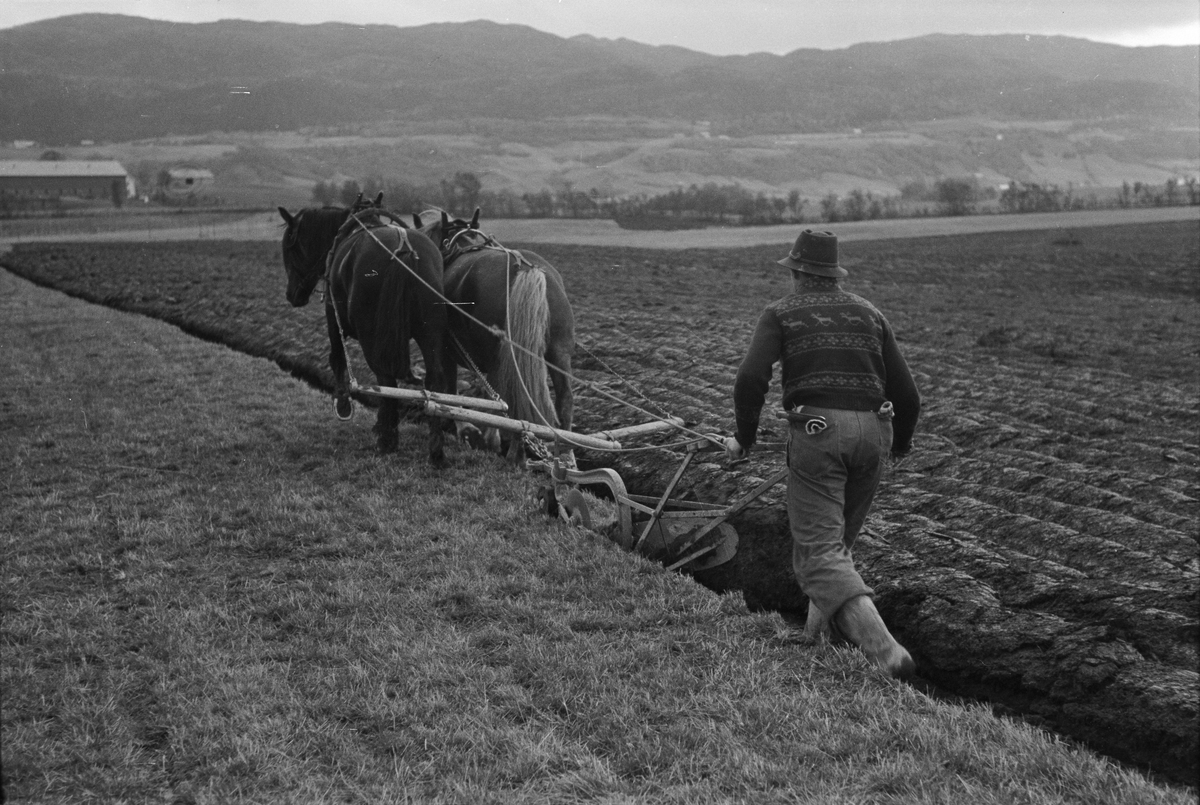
left=1, top=14, right=1196, bottom=144
left=1, top=15, right=1196, bottom=207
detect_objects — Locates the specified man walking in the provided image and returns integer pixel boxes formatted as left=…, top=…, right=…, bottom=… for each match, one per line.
left=725, top=229, right=920, bottom=677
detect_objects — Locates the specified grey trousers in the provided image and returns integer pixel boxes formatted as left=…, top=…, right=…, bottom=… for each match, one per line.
left=785, top=406, right=892, bottom=618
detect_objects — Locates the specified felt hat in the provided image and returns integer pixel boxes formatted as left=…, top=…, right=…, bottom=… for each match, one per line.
left=777, top=229, right=847, bottom=278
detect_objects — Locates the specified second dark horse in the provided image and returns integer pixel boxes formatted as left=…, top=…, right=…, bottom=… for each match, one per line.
left=416, top=208, right=575, bottom=462
left=278, top=204, right=453, bottom=464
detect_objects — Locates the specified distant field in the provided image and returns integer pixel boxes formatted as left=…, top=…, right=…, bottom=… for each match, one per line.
left=0, top=210, right=256, bottom=241
left=3, top=204, right=1197, bottom=252
left=5, top=115, right=1196, bottom=210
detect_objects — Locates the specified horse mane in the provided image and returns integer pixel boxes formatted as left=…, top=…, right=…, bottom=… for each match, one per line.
left=322, top=206, right=415, bottom=262
left=289, top=206, right=351, bottom=250
left=296, top=205, right=408, bottom=242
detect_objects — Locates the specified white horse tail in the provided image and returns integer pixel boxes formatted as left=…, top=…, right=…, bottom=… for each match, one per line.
left=494, top=267, right=557, bottom=427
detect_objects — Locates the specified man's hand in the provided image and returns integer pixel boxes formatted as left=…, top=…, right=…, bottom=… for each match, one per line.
left=724, top=436, right=749, bottom=462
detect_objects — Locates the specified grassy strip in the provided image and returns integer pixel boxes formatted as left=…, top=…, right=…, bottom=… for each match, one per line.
left=2, top=269, right=1192, bottom=803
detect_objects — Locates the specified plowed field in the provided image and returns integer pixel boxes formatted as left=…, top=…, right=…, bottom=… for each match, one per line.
left=2, top=218, right=1197, bottom=784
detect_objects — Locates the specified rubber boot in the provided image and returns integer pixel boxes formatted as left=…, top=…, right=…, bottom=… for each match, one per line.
left=834, top=595, right=915, bottom=679
left=804, top=599, right=831, bottom=642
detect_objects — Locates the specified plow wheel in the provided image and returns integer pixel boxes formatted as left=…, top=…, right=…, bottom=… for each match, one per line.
left=536, top=484, right=593, bottom=528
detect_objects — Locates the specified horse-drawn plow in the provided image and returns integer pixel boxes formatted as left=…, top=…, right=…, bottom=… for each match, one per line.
left=351, top=374, right=786, bottom=574
left=530, top=438, right=789, bottom=573
left=280, top=199, right=790, bottom=574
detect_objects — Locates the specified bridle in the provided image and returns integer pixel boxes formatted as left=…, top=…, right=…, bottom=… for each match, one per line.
left=282, top=211, right=326, bottom=303
left=439, top=222, right=489, bottom=261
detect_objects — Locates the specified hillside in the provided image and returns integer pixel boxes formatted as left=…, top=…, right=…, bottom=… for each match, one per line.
left=0, top=15, right=1196, bottom=207
left=2, top=15, right=1196, bottom=143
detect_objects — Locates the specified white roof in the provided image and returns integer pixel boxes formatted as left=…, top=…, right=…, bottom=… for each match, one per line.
left=0, top=160, right=129, bottom=178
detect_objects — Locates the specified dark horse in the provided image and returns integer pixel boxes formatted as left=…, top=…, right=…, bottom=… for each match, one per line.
left=277, top=204, right=452, bottom=463
left=415, top=208, right=575, bottom=461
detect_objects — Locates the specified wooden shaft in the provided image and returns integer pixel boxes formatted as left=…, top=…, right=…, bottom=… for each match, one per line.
left=423, top=401, right=621, bottom=451
left=590, top=417, right=684, bottom=442
left=352, top=383, right=509, bottom=413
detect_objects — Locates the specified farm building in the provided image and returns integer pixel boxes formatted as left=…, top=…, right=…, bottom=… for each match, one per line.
left=0, top=160, right=134, bottom=204
left=164, top=167, right=214, bottom=196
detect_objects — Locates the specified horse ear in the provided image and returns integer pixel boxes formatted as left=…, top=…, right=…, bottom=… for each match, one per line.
left=373, top=191, right=384, bottom=206
left=411, top=213, right=422, bottom=229
left=440, top=211, right=449, bottom=229
left=470, top=208, right=481, bottom=229
left=278, top=206, right=295, bottom=226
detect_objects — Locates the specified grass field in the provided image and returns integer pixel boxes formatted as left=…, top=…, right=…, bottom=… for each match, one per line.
left=2, top=216, right=1197, bottom=802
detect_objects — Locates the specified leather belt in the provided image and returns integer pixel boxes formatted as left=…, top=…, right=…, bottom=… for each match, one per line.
left=778, top=401, right=895, bottom=435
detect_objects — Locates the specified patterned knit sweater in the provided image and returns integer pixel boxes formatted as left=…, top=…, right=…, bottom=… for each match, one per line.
left=733, top=288, right=920, bottom=451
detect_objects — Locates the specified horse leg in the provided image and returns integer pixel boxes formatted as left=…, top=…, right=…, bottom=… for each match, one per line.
left=546, top=341, right=574, bottom=434
left=485, top=427, right=503, bottom=454
left=415, top=334, right=447, bottom=466
left=504, top=432, right=527, bottom=467
left=546, top=339, right=575, bottom=461
left=439, top=346, right=477, bottom=447
left=486, top=366, right=524, bottom=465
left=325, top=304, right=354, bottom=420
left=398, top=341, right=421, bottom=387
left=372, top=375, right=401, bottom=454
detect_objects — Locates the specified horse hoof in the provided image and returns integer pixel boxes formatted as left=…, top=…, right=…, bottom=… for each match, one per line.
left=455, top=422, right=485, bottom=449
left=335, top=397, right=354, bottom=420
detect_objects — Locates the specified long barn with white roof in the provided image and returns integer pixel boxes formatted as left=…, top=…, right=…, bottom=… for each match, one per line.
left=0, top=160, right=134, bottom=204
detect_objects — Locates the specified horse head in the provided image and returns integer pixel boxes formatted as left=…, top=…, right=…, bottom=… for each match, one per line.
left=278, top=206, right=345, bottom=307
left=350, top=191, right=385, bottom=213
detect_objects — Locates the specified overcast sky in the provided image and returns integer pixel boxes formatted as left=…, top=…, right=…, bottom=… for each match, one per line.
left=2, top=0, right=1198, bottom=54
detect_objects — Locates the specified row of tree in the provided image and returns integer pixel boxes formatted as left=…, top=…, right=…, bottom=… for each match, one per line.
left=311, top=172, right=1199, bottom=225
